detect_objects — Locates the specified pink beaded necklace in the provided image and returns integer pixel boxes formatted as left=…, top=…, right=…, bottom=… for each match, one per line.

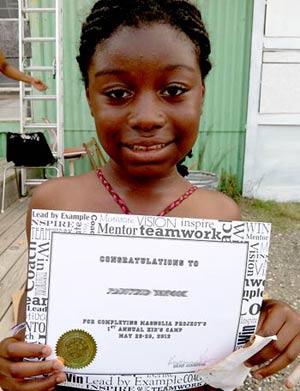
left=96, top=168, right=197, bottom=217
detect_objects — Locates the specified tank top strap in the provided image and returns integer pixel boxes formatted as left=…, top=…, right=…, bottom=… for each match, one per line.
left=96, top=168, right=131, bottom=214
left=158, top=185, right=197, bottom=216
left=96, top=168, right=197, bottom=216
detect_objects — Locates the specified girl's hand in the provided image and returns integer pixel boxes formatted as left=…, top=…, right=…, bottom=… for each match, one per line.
left=31, top=78, right=48, bottom=91
left=245, top=299, right=300, bottom=387
left=0, top=337, right=66, bottom=391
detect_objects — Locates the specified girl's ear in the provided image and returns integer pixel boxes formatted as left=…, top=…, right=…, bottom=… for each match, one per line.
left=86, top=88, right=94, bottom=117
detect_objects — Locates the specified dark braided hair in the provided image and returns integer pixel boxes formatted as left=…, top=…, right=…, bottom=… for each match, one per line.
left=77, top=0, right=212, bottom=177
left=77, top=0, right=212, bottom=87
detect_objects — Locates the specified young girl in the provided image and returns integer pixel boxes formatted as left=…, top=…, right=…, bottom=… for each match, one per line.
left=0, top=1, right=299, bottom=390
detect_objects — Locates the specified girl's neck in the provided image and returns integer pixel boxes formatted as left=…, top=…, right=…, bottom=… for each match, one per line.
left=102, top=160, right=187, bottom=194
left=98, top=160, right=193, bottom=216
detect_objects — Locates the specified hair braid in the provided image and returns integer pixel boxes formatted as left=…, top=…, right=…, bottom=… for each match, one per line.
left=77, top=0, right=212, bottom=87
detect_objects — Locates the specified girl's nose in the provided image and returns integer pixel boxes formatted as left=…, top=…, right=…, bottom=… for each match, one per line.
left=128, top=93, right=167, bottom=131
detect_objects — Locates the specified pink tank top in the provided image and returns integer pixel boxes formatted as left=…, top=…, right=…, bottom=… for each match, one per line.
left=96, top=168, right=197, bottom=217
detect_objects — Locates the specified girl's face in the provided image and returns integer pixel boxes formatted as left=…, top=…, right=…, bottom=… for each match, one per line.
left=86, top=23, right=205, bottom=179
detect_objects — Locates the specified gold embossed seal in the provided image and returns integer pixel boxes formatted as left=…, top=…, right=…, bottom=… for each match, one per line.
left=55, top=329, right=97, bottom=369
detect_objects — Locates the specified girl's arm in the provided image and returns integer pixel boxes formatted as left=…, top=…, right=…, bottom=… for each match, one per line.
left=0, top=48, right=48, bottom=91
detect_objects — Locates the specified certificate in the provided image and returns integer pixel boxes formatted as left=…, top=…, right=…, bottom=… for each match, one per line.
left=26, top=210, right=271, bottom=390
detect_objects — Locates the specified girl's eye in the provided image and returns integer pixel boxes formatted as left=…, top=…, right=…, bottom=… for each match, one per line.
left=161, top=85, right=188, bottom=97
left=105, top=89, right=132, bottom=99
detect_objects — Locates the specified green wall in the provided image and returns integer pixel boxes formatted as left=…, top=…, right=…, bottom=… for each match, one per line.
left=0, top=0, right=253, bottom=184
left=193, top=0, right=254, bottom=186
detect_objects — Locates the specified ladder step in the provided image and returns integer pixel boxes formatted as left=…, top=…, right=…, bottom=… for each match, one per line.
left=24, top=66, right=53, bottom=72
left=25, top=179, right=47, bottom=186
left=24, top=123, right=57, bottom=129
left=22, top=8, right=56, bottom=13
left=23, top=95, right=57, bottom=101
left=23, top=37, right=56, bottom=43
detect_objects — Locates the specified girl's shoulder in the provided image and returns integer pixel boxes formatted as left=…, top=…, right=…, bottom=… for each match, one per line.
left=25, top=171, right=106, bottom=240
left=190, top=188, right=241, bottom=221
left=28, top=171, right=99, bottom=211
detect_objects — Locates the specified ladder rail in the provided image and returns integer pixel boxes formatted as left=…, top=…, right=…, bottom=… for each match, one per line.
left=18, top=0, right=25, bottom=136
left=56, top=0, right=64, bottom=172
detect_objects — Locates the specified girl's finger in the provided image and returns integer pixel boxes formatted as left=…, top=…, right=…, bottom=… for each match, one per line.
left=256, top=301, right=300, bottom=341
left=286, top=362, right=300, bottom=389
left=252, top=335, right=300, bottom=379
left=0, top=357, right=64, bottom=378
left=256, top=301, right=289, bottom=338
left=0, top=339, right=51, bottom=360
left=255, top=303, right=269, bottom=332
left=246, top=320, right=299, bottom=366
left=0, top=371, right=66, bottom=391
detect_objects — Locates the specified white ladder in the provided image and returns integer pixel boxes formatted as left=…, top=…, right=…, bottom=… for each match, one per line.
left=18, top=0, right=64, bottom=195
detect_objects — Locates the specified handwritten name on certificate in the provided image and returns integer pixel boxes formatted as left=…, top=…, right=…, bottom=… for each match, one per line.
left=26, top=210, right=271, bottom=390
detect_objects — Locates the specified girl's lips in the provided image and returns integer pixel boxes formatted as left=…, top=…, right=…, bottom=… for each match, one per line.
left=121, top=141, right=174, bottom=164
left=129, top=143, right=166, bottom=152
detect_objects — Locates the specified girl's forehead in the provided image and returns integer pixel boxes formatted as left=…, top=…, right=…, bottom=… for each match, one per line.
left=91, top=23, right=199, bottom=71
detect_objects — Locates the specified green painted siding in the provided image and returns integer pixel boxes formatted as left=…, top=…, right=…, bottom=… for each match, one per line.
left=0, top=0, right=253, bottom=185
left=192, top=0, right=254, bottom=186
left=0, top=122, right=19, bottom=156
left=62, top=0, right=96, bottom=175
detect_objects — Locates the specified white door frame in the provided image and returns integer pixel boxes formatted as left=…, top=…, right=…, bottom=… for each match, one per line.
left=243, top=0, right=300, bottom=201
